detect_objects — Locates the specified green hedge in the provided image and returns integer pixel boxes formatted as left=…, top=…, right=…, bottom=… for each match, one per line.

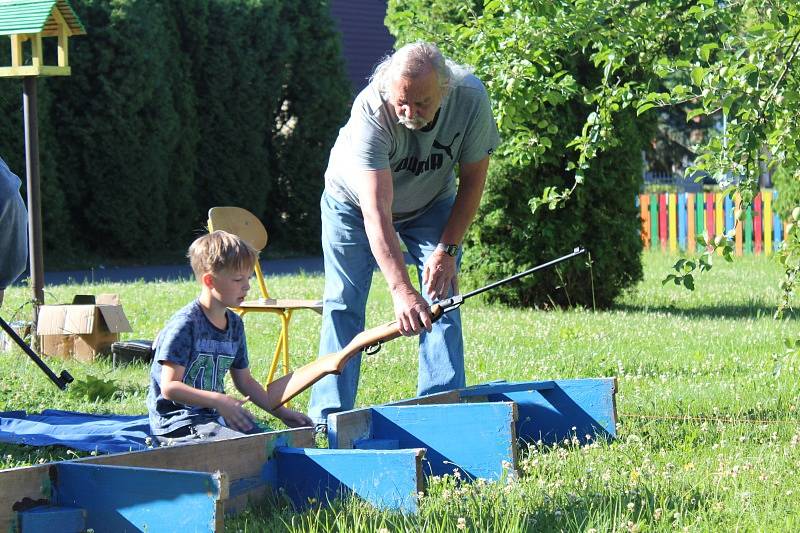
left=0, top=0, right=350, bottom=262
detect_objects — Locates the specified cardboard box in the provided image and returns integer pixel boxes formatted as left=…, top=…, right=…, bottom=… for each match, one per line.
left=37, top=294, right=132, bottom=362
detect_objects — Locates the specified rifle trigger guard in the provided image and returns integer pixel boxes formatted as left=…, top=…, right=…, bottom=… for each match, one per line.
left=365, top=342, right=382, bottom=355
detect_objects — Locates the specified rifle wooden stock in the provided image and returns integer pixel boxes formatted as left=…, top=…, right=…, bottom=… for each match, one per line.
left=264, top=305, right=446, bottom=410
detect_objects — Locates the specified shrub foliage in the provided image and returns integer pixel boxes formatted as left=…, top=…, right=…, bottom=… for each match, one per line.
left=386, top=1, right=650, bottom=307
left=0, top=0, right=350, bottom=261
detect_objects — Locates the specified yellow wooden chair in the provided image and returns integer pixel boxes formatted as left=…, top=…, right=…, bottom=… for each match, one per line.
left=207, top=206, right=323, bottom=386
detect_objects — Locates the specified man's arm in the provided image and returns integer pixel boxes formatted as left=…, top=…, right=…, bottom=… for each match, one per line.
left=357, top=168, right=432, bottom=336
left=422, top=156, right=490, bottom=300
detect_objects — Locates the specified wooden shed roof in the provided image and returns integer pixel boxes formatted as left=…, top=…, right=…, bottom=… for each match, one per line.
left=0, top=0, right=85, bottom=37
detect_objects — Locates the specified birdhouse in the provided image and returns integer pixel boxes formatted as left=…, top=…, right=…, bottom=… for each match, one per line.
left=0, top=0, right=86, bottom=77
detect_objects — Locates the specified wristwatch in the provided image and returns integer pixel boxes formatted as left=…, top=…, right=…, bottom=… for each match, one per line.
left=436, top=243, right=459, bottom=257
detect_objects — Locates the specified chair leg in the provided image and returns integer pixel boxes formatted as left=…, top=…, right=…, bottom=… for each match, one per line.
left=266, top=332, right=283, bottom=385
left=282, top=311, right=292, bottom=377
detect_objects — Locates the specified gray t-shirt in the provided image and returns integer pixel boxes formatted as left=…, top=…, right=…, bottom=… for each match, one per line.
left=325, top=66, right=500, bottom=221
left=147, top=300, right=249, bottom=436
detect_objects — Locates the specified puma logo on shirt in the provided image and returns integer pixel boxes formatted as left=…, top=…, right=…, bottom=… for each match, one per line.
left=432, top=133, right=461, bottom=160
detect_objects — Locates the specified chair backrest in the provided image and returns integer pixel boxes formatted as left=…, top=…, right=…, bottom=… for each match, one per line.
left=207, top=206, right=271, bottom=299
left=207, top=206, right=268, bottom=252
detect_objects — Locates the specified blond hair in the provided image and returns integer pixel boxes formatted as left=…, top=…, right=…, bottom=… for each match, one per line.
left=188, top=230, right=258, bottom=279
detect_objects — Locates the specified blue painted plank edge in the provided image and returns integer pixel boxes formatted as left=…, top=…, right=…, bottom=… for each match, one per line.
left=51, top=463, right=224, bottom=533
left=273, top=447, right=424, bottom=514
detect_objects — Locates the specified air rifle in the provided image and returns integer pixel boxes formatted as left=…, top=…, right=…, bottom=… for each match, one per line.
left=0, top=314, right=74, bottom=390
left=264, top=246, right=586, bottom=410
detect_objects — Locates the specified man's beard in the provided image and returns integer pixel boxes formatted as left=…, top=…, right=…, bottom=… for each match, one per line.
left=398, top=116, right=429, bottom=130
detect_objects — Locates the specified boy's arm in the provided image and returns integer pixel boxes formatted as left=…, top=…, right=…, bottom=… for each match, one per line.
left=230, top=368, right=313, bottom=428
left=160, top=362, right=255, bottom=432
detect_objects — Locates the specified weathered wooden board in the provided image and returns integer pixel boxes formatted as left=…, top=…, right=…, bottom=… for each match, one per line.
left=343, top=378, right=618, bottom=446
left=269, top=446, right=425, bottom=513
left=330, top=402, right=518, bottom=480
left=0, top=427, right=313, bottom=531
left=50, top=463, right=224, bottom=533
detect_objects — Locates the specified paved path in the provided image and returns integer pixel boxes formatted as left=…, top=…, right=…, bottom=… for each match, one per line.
left=40, top=256, right=325, bottom=286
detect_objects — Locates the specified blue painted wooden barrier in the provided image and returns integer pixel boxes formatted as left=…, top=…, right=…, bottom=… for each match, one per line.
left=383, top=378, right=617, bottom=445
left=459, top=378, right=617, bottom=444
left=49, top=463, right=223, bottom=532
left=17, top=505, right=85, bottom=533
left=268, top=447, right=424, bottom=513
left=328, top=402, right=518, bottom=480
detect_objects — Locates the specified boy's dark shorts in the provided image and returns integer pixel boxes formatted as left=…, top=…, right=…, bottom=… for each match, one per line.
left=155, top=420, right=271, bottom=446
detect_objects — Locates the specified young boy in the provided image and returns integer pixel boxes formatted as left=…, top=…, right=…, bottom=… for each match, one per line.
left=147, top=230, right=312, bottom=444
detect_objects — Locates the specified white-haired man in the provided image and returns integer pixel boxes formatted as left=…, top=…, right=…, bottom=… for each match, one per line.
left=309, top=41, right=499, bottom=429
left=0, top=156, right=28, bottom=308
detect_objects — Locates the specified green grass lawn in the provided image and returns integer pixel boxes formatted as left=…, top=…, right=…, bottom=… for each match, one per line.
left=1, top=252, right=799, bottom=531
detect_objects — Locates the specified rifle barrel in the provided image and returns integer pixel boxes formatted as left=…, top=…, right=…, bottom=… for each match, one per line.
left=461, top=247, right=586, bottom=301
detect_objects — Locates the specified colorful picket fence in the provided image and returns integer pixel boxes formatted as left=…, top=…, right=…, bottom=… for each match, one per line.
left=637, top=190, right=785, bottom=255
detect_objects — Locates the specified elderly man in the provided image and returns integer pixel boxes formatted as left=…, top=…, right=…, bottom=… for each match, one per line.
left=309, top=41, right=499, bottom=428
left=0, top=156, right=28, bottom=308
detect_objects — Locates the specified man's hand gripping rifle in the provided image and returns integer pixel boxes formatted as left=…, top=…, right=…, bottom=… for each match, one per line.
left=263, top=247, right=586, bottom=411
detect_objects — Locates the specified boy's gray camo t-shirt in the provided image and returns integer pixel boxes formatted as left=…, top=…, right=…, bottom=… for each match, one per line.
left=147, top=300, right=249, bottom=436
left=324, top=65, right=500, bottom=221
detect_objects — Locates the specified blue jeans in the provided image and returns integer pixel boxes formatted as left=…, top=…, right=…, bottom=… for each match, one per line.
left=308, top=191, right=465, bottom=424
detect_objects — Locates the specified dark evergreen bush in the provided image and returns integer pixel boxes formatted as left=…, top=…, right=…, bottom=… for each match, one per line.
left=0, top=0, right=350, bottom=263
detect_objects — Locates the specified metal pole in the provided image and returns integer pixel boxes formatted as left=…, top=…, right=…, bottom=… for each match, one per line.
left=23, top=76, right=44, bottom=346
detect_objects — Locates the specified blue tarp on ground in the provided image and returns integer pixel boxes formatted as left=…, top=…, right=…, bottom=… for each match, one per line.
left=0, top=409, right=151, bottom=454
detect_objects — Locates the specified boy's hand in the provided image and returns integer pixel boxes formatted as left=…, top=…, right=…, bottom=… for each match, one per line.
left=217, top=395, right=256, bottom=432
left=272, top=406, right=313, bottom=428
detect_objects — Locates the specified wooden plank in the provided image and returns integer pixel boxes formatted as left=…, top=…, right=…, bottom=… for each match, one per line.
left=744, top=199, right=753, bottom=254
left=273, top=447, right=424, bottom=513
left=328, top=408, right=371, bottom=449
left=368, top=402, right=518, bottom=480
left=705, top=192, right=715, bottom=244
left=10, top=34, right=23, bottom=67
left=639, top=194, right=650, bottom=248
left=649, top=193, right=658, bottom=250
left=0, top=428, right=313, bottom=530
left=659, top=193, right=667, bottom=251
left=694, top=191, right=704, bottom=252
left=734, top=193, right=743, bottom=256
left=18, top=505, right=85, bottom=533
left=481, top=378, right=617, bottom=444
left=686, top=193, right=695, bottom=254
left=715, top=191, right=724, bottom=253
left=52, top=463, right=224, bottom=533
left=333, top=378, right=617, bottom=450
left=677, top=192, right=686, bottom=251
left=763, top=190, right=772, bottom=256
left=754, top=193, right=763, bottom=254
left=773, top=190, right=782, bottom=251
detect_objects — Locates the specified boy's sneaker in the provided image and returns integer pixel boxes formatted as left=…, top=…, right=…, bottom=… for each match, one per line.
left=314, top=423, right=328, bottom=435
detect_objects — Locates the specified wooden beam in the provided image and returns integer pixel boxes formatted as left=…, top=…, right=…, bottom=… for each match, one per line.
left=50, top=5, right=72, bottom=67
left=330, top=402, right=519, bottom=480
left=31, top=35, right=43, bottom=68
left=10, top=35, right=23, bottom=67
left=0, top=428, right=313, bottom=531
left=271, top=447, right=425, bottom=513
left=51, top=463, right=225, bottom=532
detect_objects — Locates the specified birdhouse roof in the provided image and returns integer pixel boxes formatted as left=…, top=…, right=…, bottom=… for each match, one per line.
left=0, top=0, right=86, bottom=37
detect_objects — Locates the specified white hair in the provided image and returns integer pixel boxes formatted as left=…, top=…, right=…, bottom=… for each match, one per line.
left=370, top=41, right=461, bottom=96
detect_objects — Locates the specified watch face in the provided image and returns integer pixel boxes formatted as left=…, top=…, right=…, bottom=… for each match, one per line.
left=446, top=244, right=458, bottom=256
